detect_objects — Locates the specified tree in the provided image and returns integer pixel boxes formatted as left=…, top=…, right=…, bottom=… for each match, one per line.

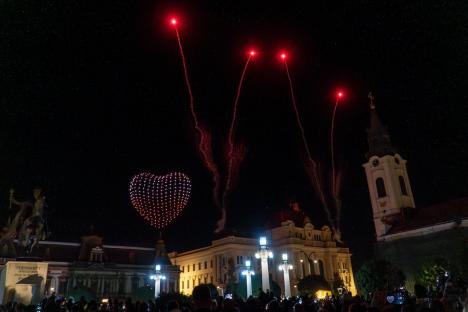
left=417, top=258, right=448, bottom=288
left=297, top=275, right=331, bottom=297
left=332, top=272, right=345, bottom=295
left=355, top=259, right=406, bottom=295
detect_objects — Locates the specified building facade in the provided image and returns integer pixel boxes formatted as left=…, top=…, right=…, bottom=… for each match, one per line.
left=0, top=235, right=180, bottom=301
left=169, top=219, right=357, bottom=297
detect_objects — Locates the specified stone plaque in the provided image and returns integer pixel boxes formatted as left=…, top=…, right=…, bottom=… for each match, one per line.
left=0, top=261, right=48, bottom=305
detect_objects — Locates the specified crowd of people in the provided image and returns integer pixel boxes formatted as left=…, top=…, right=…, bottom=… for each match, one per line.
left=0, top=284, right=466, bottom=312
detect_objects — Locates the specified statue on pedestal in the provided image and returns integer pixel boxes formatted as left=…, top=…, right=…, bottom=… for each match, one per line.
left=0, top=187, right=49, bottom=256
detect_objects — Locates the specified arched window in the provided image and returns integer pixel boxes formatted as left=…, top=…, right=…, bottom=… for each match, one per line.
left=376, top=177, right=387, bottom=198
left=399, top=176, right=408, bottom=195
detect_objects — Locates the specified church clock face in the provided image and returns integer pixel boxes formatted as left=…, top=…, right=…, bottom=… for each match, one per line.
left=372, top=159, right=379, bottom=167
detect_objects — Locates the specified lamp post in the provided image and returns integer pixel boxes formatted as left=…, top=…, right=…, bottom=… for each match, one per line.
left=278, top=253, right=293, bottom=298
left=150, top=264, right=166, bottom=298
left=241, top=260, right=255, bottom=298
left=255, top=236, right=273, bottom=292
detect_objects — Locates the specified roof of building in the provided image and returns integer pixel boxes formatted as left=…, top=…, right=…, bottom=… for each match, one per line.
left=386, top=198, right=468, bottom=235
left=25, top=240, right=158, bottom=266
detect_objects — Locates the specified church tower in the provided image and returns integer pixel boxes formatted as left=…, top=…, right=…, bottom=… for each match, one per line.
left=362, top=93, right=416, bottom=238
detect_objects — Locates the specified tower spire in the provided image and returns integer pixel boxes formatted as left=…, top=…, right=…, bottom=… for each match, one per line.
left=366, top=93, right=396, bottom=158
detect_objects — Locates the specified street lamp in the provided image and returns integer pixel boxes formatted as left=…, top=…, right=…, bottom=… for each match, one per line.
left=278, top=253, right=293, bottom=298
left=241, top=260, right=255, bottom=298
left=255, top=236, right=273, bottom=292
left=150, top=264, right=166, bottom=298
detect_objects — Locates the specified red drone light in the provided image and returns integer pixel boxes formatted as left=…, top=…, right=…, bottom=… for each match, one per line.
left=170, top=18, right=177, bottom=26
left=280, top=52, right=287, bottom=60
left=249, top=50, right=256, bottom=56
left=337, top=91, right=344, bottom=98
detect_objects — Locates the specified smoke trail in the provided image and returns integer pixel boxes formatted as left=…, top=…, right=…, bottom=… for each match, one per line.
left=284, top=61, right=338, bottom=232
left=174, top=27, right=222, bottom=208
left=215, top=55, right=252, bottom=233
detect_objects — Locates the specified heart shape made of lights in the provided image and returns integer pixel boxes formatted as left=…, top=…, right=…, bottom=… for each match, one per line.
left=129, top=172, right=191, bottom=229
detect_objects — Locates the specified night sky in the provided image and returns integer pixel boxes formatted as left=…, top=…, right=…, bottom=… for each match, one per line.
left=1, top=1, right=467, bottom=266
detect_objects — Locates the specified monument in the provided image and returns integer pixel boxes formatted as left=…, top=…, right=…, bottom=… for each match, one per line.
left=0, top=188, right=49, bottom=304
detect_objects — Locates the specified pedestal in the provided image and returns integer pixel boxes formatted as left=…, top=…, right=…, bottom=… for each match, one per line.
left=0, top=261, right=48, bottom=305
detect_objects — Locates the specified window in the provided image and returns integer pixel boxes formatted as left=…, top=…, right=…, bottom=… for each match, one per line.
left=399, top=176, right=408, bottom=195
left=193, top=264, right=195, bottom=271
left=187, top=280, right=190, bottom=288
left=376, top=177, right=387, bottom=197
left=236, top=256, right=240, bottom=265
left=181, top=280, right=184, bottom=289
left=318, top=260, right=325, bottom=276
left=204, top=261, right=207, bottom=269
left=210, top=276, right=213, bottom=283
left=198, top=263, right=201, bottom=270
left=210, top=260, right=213, bottom=268
left=240, top=256, right=243, bottom=264
left=181, top=266, right=184, bottom=272
left=187, top=265, right=190, bottom=272
left=204, top=277, right=207, bottom=284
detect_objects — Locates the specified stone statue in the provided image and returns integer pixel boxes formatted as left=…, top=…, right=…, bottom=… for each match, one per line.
left=9, top=188, right=48, bottom=255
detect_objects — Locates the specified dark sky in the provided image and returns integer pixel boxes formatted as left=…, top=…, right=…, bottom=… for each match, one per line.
left=1, top=1, right=467, bottom=266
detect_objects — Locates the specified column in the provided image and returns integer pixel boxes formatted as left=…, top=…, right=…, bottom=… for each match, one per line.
left=125, top=275, right=132, bottom=294
left=53, top=276, right=60, bottom=294
left=261, top=256, right=269, bottom=291
left=283, top=267, right=291, bottom=298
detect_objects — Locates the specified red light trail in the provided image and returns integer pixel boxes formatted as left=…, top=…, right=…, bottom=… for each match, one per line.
left=171, top=18, right=222, bottom=209
left=217, top=51, right=255, bottom=233
left=281, top=53, right=339, bottom=238
left=330, top=90, right=344, bottom=231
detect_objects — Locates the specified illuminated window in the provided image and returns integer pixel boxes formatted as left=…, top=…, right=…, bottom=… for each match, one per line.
left=376, top=178, right=387, bottom=197
left=399, top=176, right=408, bottom=195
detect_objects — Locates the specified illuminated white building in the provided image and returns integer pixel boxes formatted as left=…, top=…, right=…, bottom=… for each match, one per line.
left=169, top=218, right=356, bottom=297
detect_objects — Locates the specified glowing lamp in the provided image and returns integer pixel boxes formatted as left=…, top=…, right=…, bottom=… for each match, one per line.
left=313, top=259, right=318, bottom=264
left=245, top=260, right=251, bottom=267
left=155, top=264, right=161, bottom=271
left=282, top=253, right=288, bottom=261
left=259, top=236, right=267, bottom=246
